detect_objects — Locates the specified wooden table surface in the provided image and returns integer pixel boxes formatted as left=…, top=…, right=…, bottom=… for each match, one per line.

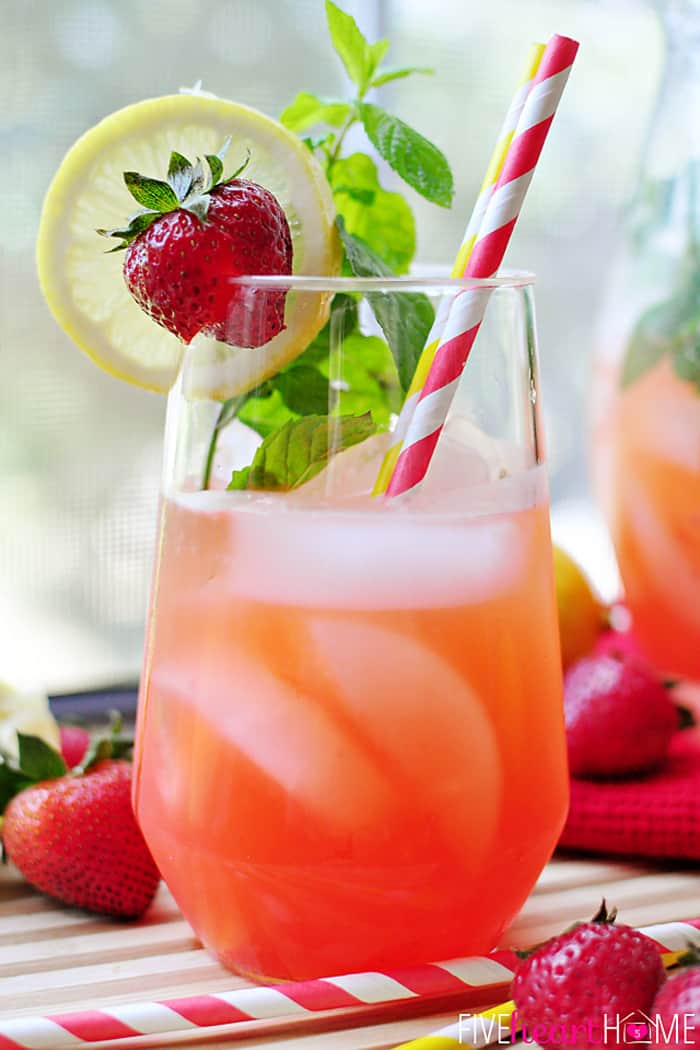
left=1, top=855, right=698, bottom=1049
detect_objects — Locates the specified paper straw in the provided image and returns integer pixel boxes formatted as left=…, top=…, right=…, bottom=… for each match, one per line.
left=384, top=33, right=579, bottom=499
left=372, top=41, right=545, bottom=496
left=0, top=918, right=697, bottom=1048
left=390, top=920, right=700, bottom=1050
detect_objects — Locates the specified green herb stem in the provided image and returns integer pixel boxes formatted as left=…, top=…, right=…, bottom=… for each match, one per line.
left=202, top=394, right=248, bottom=489
left=327, top=110, right=358, bottom=173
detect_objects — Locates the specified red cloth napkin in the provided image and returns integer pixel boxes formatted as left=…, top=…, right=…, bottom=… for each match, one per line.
left=559, top=732, right=700, bottom=862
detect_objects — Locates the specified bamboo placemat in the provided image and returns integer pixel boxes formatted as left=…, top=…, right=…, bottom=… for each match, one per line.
left=0, top=855, right=698, bottom=1048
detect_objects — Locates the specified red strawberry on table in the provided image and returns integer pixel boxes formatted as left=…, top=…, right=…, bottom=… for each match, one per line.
left=99, top=141, right=293, bottom=348
left=564, top=653, right=678, bottom=778
left=1, top=727, right=160, bottom=918
left=512, top=903, right=666, bottom=1050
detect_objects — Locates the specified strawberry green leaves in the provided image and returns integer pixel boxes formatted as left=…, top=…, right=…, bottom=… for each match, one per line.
left=358, top=103, right=453, bottom=208
left=0, top=714, right=135, bottom=817
left=229, top=413, right=376, bottom=491
left=17, top=734, right=67, bottom=781
left=0, top=736, right=67, bottom=812
left=123, top=173, right=180, bottom=213
left=167, top=151, right=194, bottom=198
left=97, top=137, right=248, bottom=250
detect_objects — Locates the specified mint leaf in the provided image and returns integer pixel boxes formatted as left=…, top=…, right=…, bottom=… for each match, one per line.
left=358, top=102, right=454, bottom=207
left=229, top=413, right=376, bottom=491
left=275, top=365, right=330, bottom=415
left=325, top=0, right=373, bottom=95
left=367, top=38, right=390, bottom=79
left=331, top=332, right=402, bottom=428
left=123, top=172, right=180, bottom=213
left=16, top=733, right=67, bottom=781
left=339, top=220, right=434, bottom=390
left=371, top=66, right=434, bottom=88
left=280, top=91, right=353, bottom=133
left=240, top=389, right=296, bottom=438
left=330, top=153, right=415, bottom=273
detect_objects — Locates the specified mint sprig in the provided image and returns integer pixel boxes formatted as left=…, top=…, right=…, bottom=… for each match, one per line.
left=280, top=1, right=451, bottom=211
left=204, top=1, right=453, bottom=492
left=97, top=138, right=249, bottom=250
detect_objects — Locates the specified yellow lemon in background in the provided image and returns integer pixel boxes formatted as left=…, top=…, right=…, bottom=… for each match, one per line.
left=553, top=546, right=606, bottom=669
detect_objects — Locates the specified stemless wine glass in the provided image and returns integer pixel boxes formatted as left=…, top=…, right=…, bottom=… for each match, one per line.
left=133, top=274, right=567, bottom=982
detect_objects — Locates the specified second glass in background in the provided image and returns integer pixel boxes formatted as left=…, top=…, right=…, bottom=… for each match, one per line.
left=593, top=0, right=700, bottom=681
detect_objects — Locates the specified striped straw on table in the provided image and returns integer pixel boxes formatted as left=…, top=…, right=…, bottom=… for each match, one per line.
left=373, top=40, right=545, bottom=496
left=391, top=919, right=700, bottom=1050
left=0, top=919, right=698, bottom=1049
left=384, top=33, right=579, bottom=499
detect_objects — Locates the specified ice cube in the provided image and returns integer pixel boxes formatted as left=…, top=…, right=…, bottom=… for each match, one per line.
left=306, top=618, right=502, bottom=868
left=225, top=499, right=528, bottom=609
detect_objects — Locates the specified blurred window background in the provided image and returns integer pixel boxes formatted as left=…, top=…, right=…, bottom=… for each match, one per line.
left=1, top=0, right=660, bottom=690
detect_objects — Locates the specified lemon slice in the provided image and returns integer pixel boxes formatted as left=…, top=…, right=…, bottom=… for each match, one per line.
left=37, top=93, right=340, bottom=395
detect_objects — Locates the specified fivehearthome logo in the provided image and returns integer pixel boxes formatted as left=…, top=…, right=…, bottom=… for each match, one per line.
left=458, top=1008, right=697, bottom=1046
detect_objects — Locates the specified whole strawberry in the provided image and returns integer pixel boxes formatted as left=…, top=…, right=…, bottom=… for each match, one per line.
left=513, top=904, right=665, bottom=1050
left=651, top=959, right=700, bottom=1048
left=1, top=729, right=160, bottom=919
left=564, top=653, right=677, bottom=778
left=99, top=142, right=292, bottom=348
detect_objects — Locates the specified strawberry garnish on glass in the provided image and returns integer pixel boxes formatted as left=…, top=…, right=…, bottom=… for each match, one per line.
left=98, top=141, right=293, bottom=348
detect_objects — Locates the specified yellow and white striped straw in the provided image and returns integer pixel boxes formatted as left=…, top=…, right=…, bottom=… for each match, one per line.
left=372, top=41, right=545, bottom=496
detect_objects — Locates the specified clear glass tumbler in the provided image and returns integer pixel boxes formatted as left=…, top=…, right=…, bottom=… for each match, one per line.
left=133, top=274, right=567, bottom=982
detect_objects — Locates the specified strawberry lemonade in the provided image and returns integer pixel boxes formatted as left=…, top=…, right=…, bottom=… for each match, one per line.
left=134, top=458, right=566, bottom=980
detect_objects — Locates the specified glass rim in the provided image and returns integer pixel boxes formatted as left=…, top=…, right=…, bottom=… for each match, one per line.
left=226, top=269, right=535, bottom=293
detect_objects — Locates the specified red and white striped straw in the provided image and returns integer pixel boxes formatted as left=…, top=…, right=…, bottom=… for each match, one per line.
left=0, top=918, right=697, bottom=1048
left=385, top=33, right=579, bottom=498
